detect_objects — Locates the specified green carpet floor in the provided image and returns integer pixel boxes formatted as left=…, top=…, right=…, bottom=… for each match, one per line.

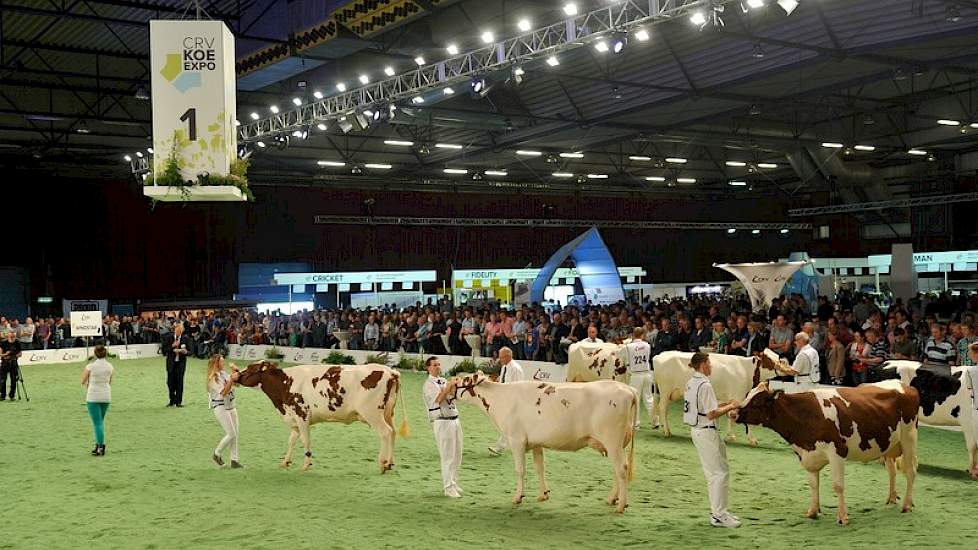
left=4, top=357, right=976, bottom=549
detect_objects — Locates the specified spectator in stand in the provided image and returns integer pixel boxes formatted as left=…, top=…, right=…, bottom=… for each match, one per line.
left=523, top=324, right=539, bottom=360
left=769, top=314, right=793, bottom=358
left=890, top=327, right=915, bottom=360
left=688, top=316, right=711, bottom=352
left=675, top=316, right=692, bottom=352
left=923, top=323, right=956, bottom=367
left=381, top=314, right=398, bottom=353
left=728, top=315, right=750, bottom=357
left=958, top=322, right=977, bottom=366
left=551, top=313, right=571, bottom=364
left=711, top=318, right=730, bottom=354
left=582, top=324, right=603, bottom=344
left=816, top=296, right=834, bottom=322
left=825, top=329, right=846, bottom=385
left=863, top=328, right=888, bottom=380
left=17, top=318, right=34, bottom=351
left=364, top=312, right=380, bottom=351
left=482, top=312, right=503, bottom=357
left=536, top=318, right=552, bottom=361
left=36, top=318, right=51, bottom=350
left=652, top=317, right=675, bottom=356
left=511, top=311, right=528, bottom=360
left=848, top=330, right=870, bottom=385
left=747, top=321, right=767, bottom=356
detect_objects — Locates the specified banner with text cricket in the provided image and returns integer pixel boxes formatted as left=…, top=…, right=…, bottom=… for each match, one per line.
left=150, top=20, right=236, bottom=181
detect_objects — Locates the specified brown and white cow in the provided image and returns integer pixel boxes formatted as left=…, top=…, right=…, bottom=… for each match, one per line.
left=883, top=360, right=977, bottom=477
left=565, top=341, right=628, bottom=382
left=652, top=348, right=787, bottom=445
left=449, top=372, right=637, bottom=513
left=236, top=361, right=409, bottom=473
left=730, top=381, right=920, bottom=525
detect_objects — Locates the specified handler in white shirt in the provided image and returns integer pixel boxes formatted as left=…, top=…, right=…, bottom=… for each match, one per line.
left=623, top=327, right=657, bottom=428
left=488, top=346, right=524, bottom=457
left=783, top=332, right=820, bottom=390
left=422, top=357, right=463, bottom=498
left=207, top=355, right=242, bottom=468
left=684, top=353, right=741, bottom=528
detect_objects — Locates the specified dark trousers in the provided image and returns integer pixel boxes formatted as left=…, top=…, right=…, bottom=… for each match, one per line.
left=166, top=361, right=186, bottom=405
left=0, top=363, right=18, bottom=399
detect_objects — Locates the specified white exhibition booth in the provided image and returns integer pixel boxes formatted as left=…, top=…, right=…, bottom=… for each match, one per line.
left=451, top=266, right=647, bottom=306
left=270, top=270, right=438, bottom=310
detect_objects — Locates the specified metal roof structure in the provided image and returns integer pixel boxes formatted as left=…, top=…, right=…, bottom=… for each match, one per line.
left=2, top=0, right=978, bottom=206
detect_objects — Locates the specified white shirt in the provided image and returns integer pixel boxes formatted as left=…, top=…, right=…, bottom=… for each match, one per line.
left=623, top=340, right=651, bottom=373
left=85, top=359, right=114, bottom=402
left=499, top=360, right=524, bottom=384
left=793, top=344, right=821, bottom=383
left=968, top=365, right=978, bottom=411
left=208, top=370, right=236, bottom=409
left=422, top=375, right=458, bottom=421
left=683, top=372, right=717, bottom=428
left=583, top=337, right=604, bottom=344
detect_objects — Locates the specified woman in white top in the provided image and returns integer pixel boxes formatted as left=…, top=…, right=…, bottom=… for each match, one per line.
left=81, top=344, right=114, bottom=456
left=206, top=354, right=242, bottom=468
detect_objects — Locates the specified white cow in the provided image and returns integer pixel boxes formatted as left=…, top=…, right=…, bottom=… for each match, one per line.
left=236, top=361, right=409, bottom=473
left=883, top=360, right=977, bottom=477
left=653, top=349, right=786, bottom=445
left=449, top=371, right=638, bottom=513
left=566, top=341, right=628, bottom=382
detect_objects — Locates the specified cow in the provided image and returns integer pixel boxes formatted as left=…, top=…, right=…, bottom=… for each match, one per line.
left=730, top=381, right=920, bottom=525
left=883, top=360, right=977, bottom=478
left=565, top=341, right=628, bottom=382
left=235, top=361, right=409, bottom=473
left=448, top=371, right=638, bottom=513
left=652, top=348, right=787, bottom=445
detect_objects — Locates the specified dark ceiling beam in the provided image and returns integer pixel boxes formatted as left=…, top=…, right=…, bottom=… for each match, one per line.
left=0, top=107, right=149, bottom=125
left=79, top=0, right=242, bottom=19
left=0, top=38, right=146, bottom=60
left=0, top=65, right=146, bottom=84
left=0, top=78, right=144, bottom=98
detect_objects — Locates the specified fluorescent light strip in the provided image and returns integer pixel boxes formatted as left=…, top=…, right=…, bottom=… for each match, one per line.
left=559, top=152, right=584, bottom=158
left=587, top=174, right=608, bottom=179
left=757, top=163, right=778, bottom=169
left=751, top=229, right=761, bottom=235
left=645, top=176, right=666, bottom=182
left=484, top=170, right=508, bottom=176
left=435, top=143, right=463, bottom=149
left=444, top=168, right=468, bottom=174
left=552, top=172, right=574, bottom=177
left=516, top=150, right=542, bottom=156
left=725, top=160, right=747, bottom=167
left=853, top=145, right=876, bottom=152
left=937, top=119, right=960, bottom=126
left=364, top=163, right=392, bottom=169
left=384, top=140, right=414, bottom=146
left=665, top=157, right=687, bottom=163
left=821, top=142, right=844, bottom=148
left=726, top=228, right=737, bottom=234
left=728, top=180, right=747, bottom=186
left=907, top=149, right=927, bottom=156
left=629, top=156, right=651, bottom=161
left=677, top=177, right=696, bottom=183
left=317, top=161, right=346, bottom=167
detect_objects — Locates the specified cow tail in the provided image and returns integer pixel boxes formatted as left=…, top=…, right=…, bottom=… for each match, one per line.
left=627, top=393, right=638, bottom=482
left=396, top=374, right=411, bottom=438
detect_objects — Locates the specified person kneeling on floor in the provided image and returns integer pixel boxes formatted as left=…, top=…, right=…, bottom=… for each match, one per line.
left=684, top=352, right=742, bottom=528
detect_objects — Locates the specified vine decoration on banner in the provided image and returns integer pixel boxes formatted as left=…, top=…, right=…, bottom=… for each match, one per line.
left=145, top=130, right=254, bottom=202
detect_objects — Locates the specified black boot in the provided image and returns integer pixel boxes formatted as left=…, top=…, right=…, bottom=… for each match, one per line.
left=98, top=445, right=106, bottom=456
left=91, top=445, right=100, bottom=456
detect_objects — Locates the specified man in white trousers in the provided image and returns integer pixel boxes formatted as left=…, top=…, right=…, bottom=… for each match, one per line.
left=488, top=346, right=524, bottom=457
left=684, top=352, right=741, bottom=528
left=782, top=332, right=820, bottom=391
left=624, top=327, right=657, bottom=428
left=422, top=357, right=463, bottom=498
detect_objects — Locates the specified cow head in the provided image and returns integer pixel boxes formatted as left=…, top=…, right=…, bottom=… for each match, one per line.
left=235, top=360, right=280, bottom=387
left=729, top=382, right=784, bottom=427
left=449, top=370, right=488, bottom=401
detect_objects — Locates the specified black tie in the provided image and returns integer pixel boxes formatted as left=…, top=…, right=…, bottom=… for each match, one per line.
left=502, top=366, right=507, bottom=383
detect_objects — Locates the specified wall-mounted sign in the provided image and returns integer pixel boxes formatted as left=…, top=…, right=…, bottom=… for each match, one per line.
left=150, top=20, right=236, bottom=181
left=273, top=270, right=437, bottom=286
left=452, top=266, right=646, bottom=281
left=868, top=249, right=978, bottom=268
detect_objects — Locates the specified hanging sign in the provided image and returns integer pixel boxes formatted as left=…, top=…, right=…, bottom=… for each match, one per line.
left=150, top=20, right=236, bottom=181
left=714, top=262, right=808, bottom=310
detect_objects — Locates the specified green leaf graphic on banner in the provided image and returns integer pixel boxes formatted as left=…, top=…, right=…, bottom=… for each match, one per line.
left=161, top=53, right=182, bottom=81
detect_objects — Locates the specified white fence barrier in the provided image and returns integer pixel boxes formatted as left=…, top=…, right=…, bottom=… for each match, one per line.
left=22, top=344, right=161, bottom=365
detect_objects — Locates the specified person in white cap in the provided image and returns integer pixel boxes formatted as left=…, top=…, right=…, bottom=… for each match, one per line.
left=623, top=327, right=657, bottom=428
left=684, top=352, right=741, bottom=529
left=488, top=346, right=524, bottom=457
left=422, top=356, right=463, bottom=498
left=783, top=332, right=820, bottom=390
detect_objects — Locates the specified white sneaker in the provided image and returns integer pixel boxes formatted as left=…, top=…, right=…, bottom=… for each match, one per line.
left=725, top=513, right=741, bottom=523
left=452, top=484, right=464, bottom=495
left=710, top=514, right=741, bottom=528
left=444, top=487, right=462, bottom=498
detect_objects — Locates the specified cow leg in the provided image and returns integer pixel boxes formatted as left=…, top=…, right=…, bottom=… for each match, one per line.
left=365, top=410, right=395, bottom=473
left=282, top=427, right=299, bottom=468
left=805, top=470, right=820, bottom=519
left=725, top=415, right=736, bottom=443
left=884, top=458, right=899, bottom=505
left=607, top=442, right=629, bottom=513
left=298, top=422, right=313, bottom=471
left=965, top=416, right=978, bottom=478
left=511, top=441, right=527, bottom=505
left=901, top=427, right=918, bottom=513
left=829, top=456, right=848, bottom=525
left=659, top=394, right=672, bottom=437
left=532, top=448, right=550, bottom=502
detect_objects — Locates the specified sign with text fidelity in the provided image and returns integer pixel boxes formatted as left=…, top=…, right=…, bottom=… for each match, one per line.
left=150, top=20, right=236, bottom=181
left=70, top=311, right=103, bottom=337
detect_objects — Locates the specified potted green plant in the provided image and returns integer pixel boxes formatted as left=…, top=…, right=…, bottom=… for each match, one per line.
left=143, top=130, right=253, bottom=202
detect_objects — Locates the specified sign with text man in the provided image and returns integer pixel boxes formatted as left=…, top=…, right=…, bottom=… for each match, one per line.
left=150, top=20, right=236, bottom=182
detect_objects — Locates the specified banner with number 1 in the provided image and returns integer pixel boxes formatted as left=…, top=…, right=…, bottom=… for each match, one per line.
left=150, top=20, right=236, bottom=181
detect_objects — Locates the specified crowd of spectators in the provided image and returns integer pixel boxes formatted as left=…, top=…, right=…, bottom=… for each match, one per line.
left=19, top=289, right=977, bottom=387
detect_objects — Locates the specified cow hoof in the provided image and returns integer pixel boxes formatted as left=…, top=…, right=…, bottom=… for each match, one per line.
left=301, top=463, right=312, bottom=472
left=837, top=516, right=849, bottom=526
left=280, top=460, right=292, bottom=469
left=748, top=439, right=759, bottom=447
left=615, top=503, right=627, bottom=514
left=725, top=434, right=736, bottom=443
left=901, top=505, right=913, bottom=514
left=512, top=496, right=524, bottom=505
left=805, top=510, right=819, bottom=519
left=537, top=491, right=551, bottom=502
left=607, top=497, right=619, bottom=506
left=885, top=495, right=899, bottom=505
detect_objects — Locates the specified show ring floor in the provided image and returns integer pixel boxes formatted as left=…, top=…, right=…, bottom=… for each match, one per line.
left=7, top=358, right=977, bottom=549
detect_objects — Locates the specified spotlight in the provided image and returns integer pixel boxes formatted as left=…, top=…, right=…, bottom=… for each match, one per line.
left=274, top=134, right=290, bottom=150
left=414, top=56, right=426, bottom=66
left=292, top=129, right=308, bottom=139
left=752, top=43, right=765, bottom=59
left=594, top=41, right=609, bottom=53
left=234, top=120, right=240, bottom=126
left=256, top=141, right=266, bottom=148
left=313, top=90, right=323, bottom=99
left=511, top=66, right=525, bottom=85
left=470, top=77, right=487, bottom=95
left=412, top=96, right=425, bottom=104
left=336, top=82, right=348, bottom=92
left=270, top=105, right=279, bottom=114
left=611, top=32, right=627, bottom=54
left=124, top=155, right=133, bottom=162
left=634, top=29, right=650, bottom=41
left=690, top=11, right=707, bottom=26
left=384, top=66, right=395, bottom=76
left=134, top=84, right=150, bottom=100
left=337, top=116, right=354, bottom=134
left=446, top=44, right=459, bottom=55
left=317, top=123, right=328, bottom=131
left=443, top=87, right=455, bottom=95
left=292, top=97, right=302, bottom=106
left=946, top=4, right=961, bottom=22
left=927, top=154, right=936, bottom=162
left=135, top=151, right=143, bottom=158
left=481, top=31, right=495, bottom=44
left=747, top=0, right=765, bottom=7
left=546, top=56, right=559, bottom=67
left=727, top=228, right=737, bottom=234
left=358, top=74, right=369, bottom=85
left=418, top=144, right=430, bottom=155
left=563, top=3, right=578, bottom=16
left=518, top=18, right=532, bottom=32
left=749, top=104, right=762, bottom=116
left=250, top=112, right=260, bottom=120
left=147, top=147, right=154, bottom=154
left=751, top=229, right=761, bottom=235
left=780, top=229, right=789, bottom=234
left=351, top=165, right=364, bottom=175
left=777, top=0, right=798, bottom=15
left=76, top=120, right=90, bottom=134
